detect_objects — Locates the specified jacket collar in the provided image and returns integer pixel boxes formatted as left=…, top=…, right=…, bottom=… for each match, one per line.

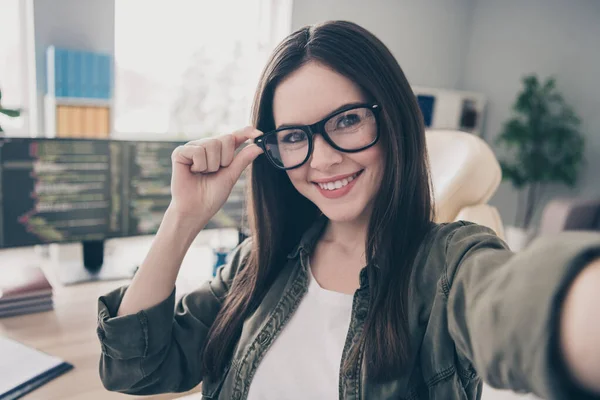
left=287, top=213, right=371, bottom=290
left=287, top=214, right=328, bottom=259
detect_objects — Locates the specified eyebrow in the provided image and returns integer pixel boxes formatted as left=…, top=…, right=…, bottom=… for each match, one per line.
left=275, top=102, right=365, bottom=130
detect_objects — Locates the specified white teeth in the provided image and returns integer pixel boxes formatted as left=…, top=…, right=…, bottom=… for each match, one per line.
left=316, top=171, right=361, bottom=191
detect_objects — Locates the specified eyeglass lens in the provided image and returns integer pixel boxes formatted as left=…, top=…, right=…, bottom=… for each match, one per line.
left=263, top=107, right=377, bottom=169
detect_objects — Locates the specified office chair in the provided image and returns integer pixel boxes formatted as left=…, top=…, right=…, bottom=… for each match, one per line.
left=426, top=129, right=505, bottom=240
left=538, top=197, right=600, bottom=234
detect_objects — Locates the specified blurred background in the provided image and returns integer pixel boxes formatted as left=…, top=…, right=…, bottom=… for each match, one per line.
left=0, top=1, right=598, bottom=399
left=2, top=0, right=598, bottom=249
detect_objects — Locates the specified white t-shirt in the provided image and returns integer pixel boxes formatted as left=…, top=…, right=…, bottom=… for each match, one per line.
left=246, top=266, right=354, bottom=400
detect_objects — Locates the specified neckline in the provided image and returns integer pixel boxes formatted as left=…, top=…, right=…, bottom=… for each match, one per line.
left=306, top=260, right=354, bottom=305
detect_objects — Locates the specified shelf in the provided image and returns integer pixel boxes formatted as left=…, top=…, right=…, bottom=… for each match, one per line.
left=44, top=96, right=113, bottom=138
left=48, top=97, right=112, bottom=108
left=44, top=47, right=114, bottom=138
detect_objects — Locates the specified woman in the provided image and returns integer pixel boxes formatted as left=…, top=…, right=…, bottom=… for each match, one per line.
left=97, top=21, right=600, bottom=399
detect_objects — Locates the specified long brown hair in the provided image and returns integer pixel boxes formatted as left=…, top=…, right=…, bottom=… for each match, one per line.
left=202, top=20, right=434, bottom=382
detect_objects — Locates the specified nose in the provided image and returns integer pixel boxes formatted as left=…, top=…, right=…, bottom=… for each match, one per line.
left=309, top=135, right=343, bottom=170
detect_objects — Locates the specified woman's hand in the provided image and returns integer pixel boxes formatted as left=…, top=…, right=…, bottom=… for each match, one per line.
left=168, top=126, right=264, bottom=228
left=560, top=257, right=600, bottom=393
left=116, top=127, right=263, bottom=317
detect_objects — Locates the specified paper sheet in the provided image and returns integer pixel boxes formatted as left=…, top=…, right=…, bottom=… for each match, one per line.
left=0, top=336, right=65, bottom=395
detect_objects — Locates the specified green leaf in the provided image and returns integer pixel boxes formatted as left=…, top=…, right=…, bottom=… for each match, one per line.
left=496, top=74, right=585, bottom=224
left=0, top=108, right=21, bottom=118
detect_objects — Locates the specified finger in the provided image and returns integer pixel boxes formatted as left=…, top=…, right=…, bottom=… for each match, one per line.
left=204, top=140, right=222, bottom=173
left=171, top=145, right=192, bottom=165
left=220, top=134, right=236, bottom=167
left=225, top=143, right=264, bottom=182
left=172, top=145, right=198, bottom=166
left=190, top=146, right=207, bottom=173
left=172, top=145, right=208, bottom=173
left=186, top=127, right=262, bottom=150
left=185, top=139, right=207, bottom=146
left=232, top=126, right=263, bottom=148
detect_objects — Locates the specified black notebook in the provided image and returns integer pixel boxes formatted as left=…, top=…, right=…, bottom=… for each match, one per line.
left=0, top=336, right=73, bottom=400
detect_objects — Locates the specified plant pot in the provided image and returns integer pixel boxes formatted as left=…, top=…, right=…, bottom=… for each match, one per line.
left=504, top=226, right=533, bottom=252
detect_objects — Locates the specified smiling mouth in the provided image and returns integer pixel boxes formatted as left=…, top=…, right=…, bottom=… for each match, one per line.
left=314, top=170, right=363, bottom=191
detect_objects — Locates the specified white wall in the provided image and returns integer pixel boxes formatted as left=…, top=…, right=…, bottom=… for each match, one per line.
left=292, top=0, right=600, bottom=229
left=460, top=0, right=600, bottom=227
left=32, top=0, right=115, bottom=135
left=291, top=0, right=475, bottom=89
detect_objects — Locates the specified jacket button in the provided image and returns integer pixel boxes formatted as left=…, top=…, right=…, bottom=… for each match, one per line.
left=258, top=331, right=270, bottom=345
left=232, top=389, right=242, bottom=400
left=291, top=282, right=303, bottom=295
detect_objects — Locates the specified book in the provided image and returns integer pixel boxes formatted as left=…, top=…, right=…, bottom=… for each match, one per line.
left=0, top=296, right=52, bottom=311
left=0, top=265, right=52, bottom=300
left=0, top=302, right=53, bottom=319
left=57, top=105, right=71, bottom=137
left=0, top=336, right=73, bottom=400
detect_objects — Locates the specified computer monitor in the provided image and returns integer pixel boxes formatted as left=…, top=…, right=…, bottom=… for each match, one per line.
left=0, top=137, right=247, bottom=284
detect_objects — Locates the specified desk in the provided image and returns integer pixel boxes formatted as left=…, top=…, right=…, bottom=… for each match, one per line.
left=0, top=236, right=222, bottom=400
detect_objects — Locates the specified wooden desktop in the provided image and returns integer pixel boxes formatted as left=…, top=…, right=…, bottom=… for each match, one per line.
left=0, top=236, right=220, bottom=400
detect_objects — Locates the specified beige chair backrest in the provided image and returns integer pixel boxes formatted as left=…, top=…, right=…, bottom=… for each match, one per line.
left=426, top=129, right=505, bottom=239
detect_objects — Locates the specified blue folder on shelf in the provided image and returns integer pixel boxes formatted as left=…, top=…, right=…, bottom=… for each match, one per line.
left=46, top=46, right=113, bottom=100
left=0, top=336, right=73, bottom=400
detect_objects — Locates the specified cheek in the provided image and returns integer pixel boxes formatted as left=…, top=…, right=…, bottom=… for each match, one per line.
left=356, top=146, right=385, bottom=193
left=353, top=144, right=385, bottom=172
left=372, top=151, right=385, bottom=175
left=286, top=168, right=310, bottom=189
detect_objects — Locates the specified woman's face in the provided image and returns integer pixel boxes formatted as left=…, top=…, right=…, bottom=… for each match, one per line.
left=272, top=62, right=384, bottom=223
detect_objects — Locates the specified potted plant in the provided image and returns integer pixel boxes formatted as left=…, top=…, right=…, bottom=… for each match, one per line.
left=496, top=74, right=585, bottom=250
left=0, top=88, right=23, bottom=134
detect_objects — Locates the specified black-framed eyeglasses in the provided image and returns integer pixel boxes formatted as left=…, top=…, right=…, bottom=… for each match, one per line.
left=254, top=103, right=381, bottom=170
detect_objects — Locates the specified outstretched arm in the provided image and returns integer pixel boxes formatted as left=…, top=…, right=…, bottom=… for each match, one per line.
left=443, top=222, right=600, bottom=398
left=560, top=258, right=600, bottom=393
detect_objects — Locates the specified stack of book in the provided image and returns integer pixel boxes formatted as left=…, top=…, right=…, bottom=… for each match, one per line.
left=0, top=265, right=53, bottom=318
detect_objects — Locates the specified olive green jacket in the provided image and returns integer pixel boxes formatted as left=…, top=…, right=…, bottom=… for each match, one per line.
left=97, top=219, right=600, bottom=399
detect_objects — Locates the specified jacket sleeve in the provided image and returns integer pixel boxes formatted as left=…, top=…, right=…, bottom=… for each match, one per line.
left=97, top=239, right=252, bottom=395
left=444, top=222, right=600, bottom=399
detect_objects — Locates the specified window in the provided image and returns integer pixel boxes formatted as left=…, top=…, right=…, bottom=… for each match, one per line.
left=114, top=0, right=292, bottom=139
left=0, top=0, right=32, bottom=136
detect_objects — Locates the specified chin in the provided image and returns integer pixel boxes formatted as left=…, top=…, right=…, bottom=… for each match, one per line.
left=320, top=209, right=361, bottom=223
left=313, top=199, right=372, bottom=223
